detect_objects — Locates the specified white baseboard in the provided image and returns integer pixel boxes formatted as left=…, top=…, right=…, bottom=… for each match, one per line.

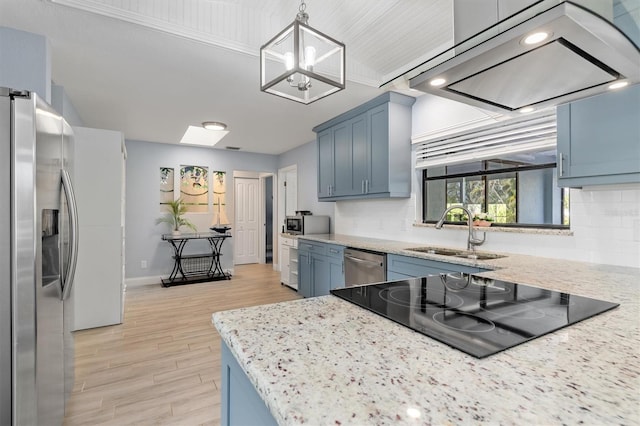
left=125, top=275, right=167, bottom=288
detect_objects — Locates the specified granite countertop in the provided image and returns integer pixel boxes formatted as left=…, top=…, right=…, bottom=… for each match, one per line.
left=212, top=234, right=640, bottom=425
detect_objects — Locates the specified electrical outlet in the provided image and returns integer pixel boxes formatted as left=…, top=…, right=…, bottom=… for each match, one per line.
left=141, top=260, right=147, bottom=269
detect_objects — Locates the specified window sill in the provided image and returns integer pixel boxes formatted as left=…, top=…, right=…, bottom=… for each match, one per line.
left=414, top=222, right=574, bottom=236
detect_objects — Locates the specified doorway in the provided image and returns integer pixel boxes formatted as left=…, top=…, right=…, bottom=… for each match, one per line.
left=234, top=176, right=259, bottom=265
left=264, top=176, right=273, bottom=264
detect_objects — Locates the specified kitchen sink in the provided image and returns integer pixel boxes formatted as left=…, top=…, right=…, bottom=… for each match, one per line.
left=406, top=246, right=506, bottom=261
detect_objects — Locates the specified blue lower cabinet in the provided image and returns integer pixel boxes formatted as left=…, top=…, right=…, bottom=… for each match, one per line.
left=297, top=240, right=345, bottom=297
left=387, top=254, right=487, bottom=277
left=386, top=270, right=414, bottom=281
left=327, top=244, right=345, bottom=290
left=221, top=342, right=277, bottom=426
left=311, top=253, right=330, bottom=296
left=329, top=258, right=344, bottom=290
left=298, top=249, right=312, bottom=298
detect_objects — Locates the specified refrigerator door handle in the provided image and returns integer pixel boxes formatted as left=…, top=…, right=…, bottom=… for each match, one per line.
left=61, top=169, right=79, bottom=301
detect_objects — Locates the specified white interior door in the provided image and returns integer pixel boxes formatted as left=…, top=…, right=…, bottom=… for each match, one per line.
left=234, top=177, right=259, bottom=265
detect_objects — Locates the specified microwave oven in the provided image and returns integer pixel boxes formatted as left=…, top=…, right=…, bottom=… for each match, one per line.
left=285, top=215, right=330, bottom=235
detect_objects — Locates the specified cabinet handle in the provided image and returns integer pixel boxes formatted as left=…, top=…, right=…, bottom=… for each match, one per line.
left=361, top=180, right=365, bottom=194
left=558, top=152, right=564, bottom=177
left=329, top=248, right=338, bottom=253
left=365, top=179, right=369, bottom=194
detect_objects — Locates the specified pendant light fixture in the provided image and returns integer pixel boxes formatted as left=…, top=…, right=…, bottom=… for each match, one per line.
left=260, top=0, right=345, bottom=104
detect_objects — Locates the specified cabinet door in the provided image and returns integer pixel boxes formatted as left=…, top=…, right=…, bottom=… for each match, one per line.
left=311, top=254, right=330, bottom=297
left=317, top=128, right=334, bottom=198
left=351, top=113, right=369, bottom=195
left=367, top=104, right=390, bottom=194
left=558, top=85, right=640, bottom=187
left=328, top=258, right=344, bottom=290
left=298, top=250, right=312, bottom=298
left=221, top=342, right=278, bottom=426
left=332, top=121, right=354, bottom=197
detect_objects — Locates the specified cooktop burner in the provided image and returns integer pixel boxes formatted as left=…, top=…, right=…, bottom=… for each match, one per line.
left=330, top=273, right=618, bottom=358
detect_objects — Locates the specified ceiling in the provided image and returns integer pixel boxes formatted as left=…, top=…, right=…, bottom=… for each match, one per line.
left=0, top=0, right=454, bottom=155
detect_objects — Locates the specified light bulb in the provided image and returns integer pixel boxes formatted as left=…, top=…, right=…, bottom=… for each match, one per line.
left=284, top=52, right=294, bottom=71
left=609, top=81, right=628, bottom=90
left=430, top=78, right=446, bottom=87
left=519, top=106, right=535, bottom=113
left=524, top=32, right=549, bottom=45
left=304, top=46, right=316, bottom=69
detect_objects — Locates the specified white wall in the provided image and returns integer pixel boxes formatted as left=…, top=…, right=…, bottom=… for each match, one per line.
left=125, top=139, right=278, bottom=280
left=278, top=140, right=335, bottom=231
left=334, top=94, right=640, bottom=269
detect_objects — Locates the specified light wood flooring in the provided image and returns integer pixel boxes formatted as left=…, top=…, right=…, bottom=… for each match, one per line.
left=64, top=264, right=301, bottom=426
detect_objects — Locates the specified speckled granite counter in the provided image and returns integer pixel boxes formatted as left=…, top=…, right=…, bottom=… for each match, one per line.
left=213, top=234, right=640, bottom=425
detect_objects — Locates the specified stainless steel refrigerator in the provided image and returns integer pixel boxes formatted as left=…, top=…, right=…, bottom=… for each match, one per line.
left=1, top=87, right=79, bottom=425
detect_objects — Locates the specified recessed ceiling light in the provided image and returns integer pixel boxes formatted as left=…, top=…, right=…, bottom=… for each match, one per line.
left=523, top=31, right=549, bottom=45
left=430, top=78, right=446, bottom=87
left=202, top=121, right=227, bottom=131
left=519, top=106, right=535, bottom=113
left=608, top=81, right=629, bottom=90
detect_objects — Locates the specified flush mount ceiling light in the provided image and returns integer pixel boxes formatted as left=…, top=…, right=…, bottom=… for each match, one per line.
left=260, top=0, right=345, bottom=104
left=202, top=121, right=227, bottom=131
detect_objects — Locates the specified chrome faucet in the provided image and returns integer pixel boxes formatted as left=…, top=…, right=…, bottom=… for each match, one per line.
left=435, top=206, right=486, bottom=251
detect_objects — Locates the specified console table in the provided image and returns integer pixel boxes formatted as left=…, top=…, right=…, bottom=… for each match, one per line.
left=161, top=232, right=232, bottom=287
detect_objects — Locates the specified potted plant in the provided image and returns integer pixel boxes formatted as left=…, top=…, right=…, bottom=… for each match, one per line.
left=156, top=198, right=197, bottom=235
left=472, top=212, right=494, bottom=227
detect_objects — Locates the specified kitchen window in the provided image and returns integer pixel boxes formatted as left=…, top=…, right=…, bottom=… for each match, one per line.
left=422, top=150, right=570, bottom=228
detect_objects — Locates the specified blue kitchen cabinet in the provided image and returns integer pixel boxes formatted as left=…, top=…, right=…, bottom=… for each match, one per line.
left=313, top=91, right=415, bottom=201
left=298, top=247, right=312, bottom=298
left=221, top=341, right=277, bottom=426
left=317, top=113, right=367, bottom=197
left=557, top=84, right=640, bottom=187
left=387, top=254, right=487, bottom=277
left=311, top=253, right=330, bottom=297
left=298, top=240, right=345, bottom=296
left=327, top=244, right=345, bottom=290
left=317, top=128, right=333, bottom=199
left=386, top=270, right=414, bottom=281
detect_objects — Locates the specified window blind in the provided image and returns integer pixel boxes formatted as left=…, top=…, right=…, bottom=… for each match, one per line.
left=415, top=110, right=557, bottom=169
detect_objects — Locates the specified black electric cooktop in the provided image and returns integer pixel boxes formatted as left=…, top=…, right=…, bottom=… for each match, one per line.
left=330, top=274, right=619, bottom=358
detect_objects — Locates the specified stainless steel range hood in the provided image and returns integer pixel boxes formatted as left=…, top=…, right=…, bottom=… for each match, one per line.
left=399, top=0, right=639, bottom=114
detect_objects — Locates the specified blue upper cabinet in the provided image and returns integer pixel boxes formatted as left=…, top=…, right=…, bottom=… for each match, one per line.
left=557, top=84, right=640, bottom=188
left=313, top=92, right=415, bottom=201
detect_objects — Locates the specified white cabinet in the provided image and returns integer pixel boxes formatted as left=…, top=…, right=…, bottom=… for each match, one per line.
left=72, top=127, right=125, bottom=331
left=279, top=235, right=298, bottom=290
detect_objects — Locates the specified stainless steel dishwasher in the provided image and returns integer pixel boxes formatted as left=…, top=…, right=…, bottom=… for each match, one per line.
left=344, top=248, right=386, bottom=286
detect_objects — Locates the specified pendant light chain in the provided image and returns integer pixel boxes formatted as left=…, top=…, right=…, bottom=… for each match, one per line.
left=296, top=0, right=309, bottom=24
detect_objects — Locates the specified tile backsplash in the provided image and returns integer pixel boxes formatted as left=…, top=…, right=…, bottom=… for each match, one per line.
left=334, top=187, right=640, bottom=268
